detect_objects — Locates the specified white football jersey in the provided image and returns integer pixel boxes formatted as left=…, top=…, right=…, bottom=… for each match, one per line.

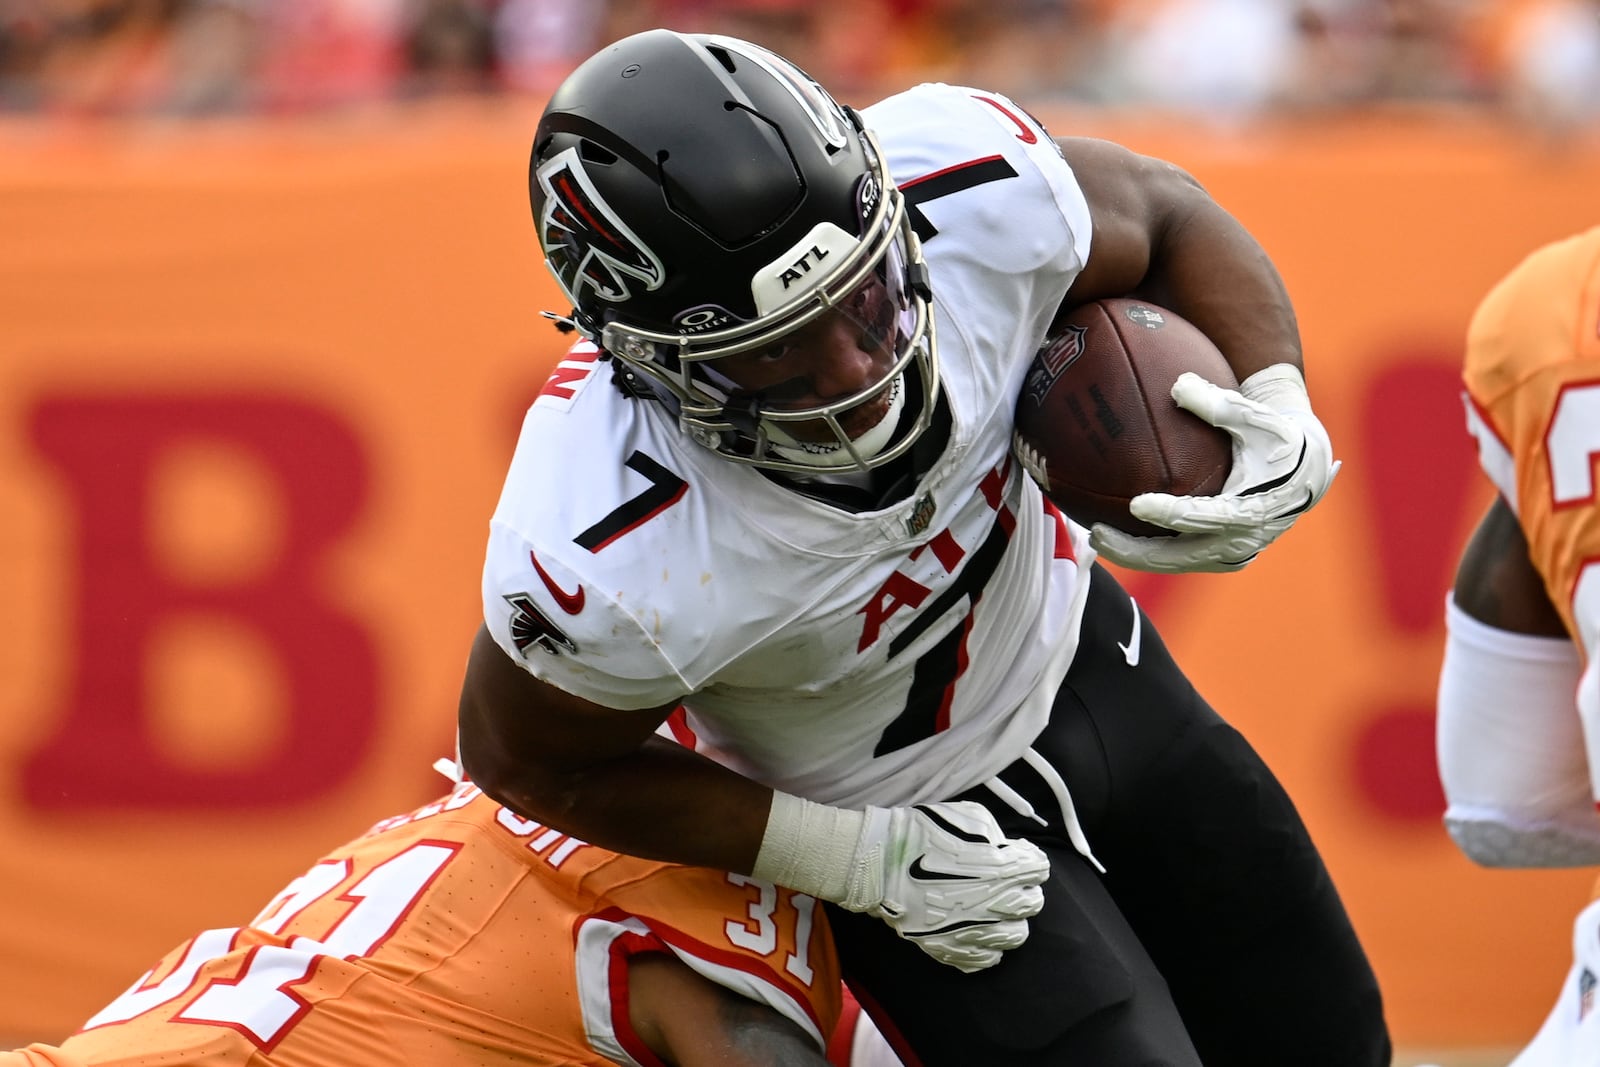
left=483, top=83, right=1096, bottom=807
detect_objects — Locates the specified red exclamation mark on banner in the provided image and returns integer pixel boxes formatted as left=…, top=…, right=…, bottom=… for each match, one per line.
left=1350, top=353, right=1486, bottom=822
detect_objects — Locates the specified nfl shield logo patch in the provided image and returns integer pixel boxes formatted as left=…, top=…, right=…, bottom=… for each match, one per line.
left=1025, top=323, right=1087, bottom=406
left=906, top=492, right=937, bottom=537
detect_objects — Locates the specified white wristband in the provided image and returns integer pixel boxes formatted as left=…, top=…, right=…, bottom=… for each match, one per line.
left=750, top=790, right=867, bottom=904
left=1238, top=362, right=1309, bottom=410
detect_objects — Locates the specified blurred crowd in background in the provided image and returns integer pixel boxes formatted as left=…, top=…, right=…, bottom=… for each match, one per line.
left=0, top=0, right=1596, bottom=127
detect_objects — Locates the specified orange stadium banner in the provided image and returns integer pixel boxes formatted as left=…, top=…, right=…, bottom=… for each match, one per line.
left=2, top=104, right=1597, bottom=1050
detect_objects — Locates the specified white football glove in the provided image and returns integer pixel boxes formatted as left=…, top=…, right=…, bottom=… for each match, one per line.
left=1090, top=363, right=1340, bottom=573
left=839, top=801, right=1049, bottom=973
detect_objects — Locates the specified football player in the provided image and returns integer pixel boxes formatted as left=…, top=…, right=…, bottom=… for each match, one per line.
left=3, top=764, right=850, bottom=1067
left=462, top=29, right=1387, bottom=1066
left=1438, top=224, right=1600, bottom=1065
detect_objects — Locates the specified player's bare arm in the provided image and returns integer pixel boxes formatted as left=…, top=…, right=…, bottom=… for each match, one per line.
left=460, top=623, right=1047, bottom=974
left=627, top=953, right=833, bottom=1067
left=1054, top=136, right=1301, bottom=383
left=459, top=625, right=773, bottom=873
left=1452, top=495, right=1567, bottom=637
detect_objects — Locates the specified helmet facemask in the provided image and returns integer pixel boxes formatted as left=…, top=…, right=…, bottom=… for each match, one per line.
left=601, top=130, right=940, bottom=476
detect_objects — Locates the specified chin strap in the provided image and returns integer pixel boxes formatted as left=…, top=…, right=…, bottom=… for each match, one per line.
left=764, top=373, right=907, bottom=471
left=539, top=309, right=580, bottom=334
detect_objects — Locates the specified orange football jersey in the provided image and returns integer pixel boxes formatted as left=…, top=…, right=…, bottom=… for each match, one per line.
left=4, top=781, right=841, bottom=1066
left=1462, top=223, right=1600, bottom=658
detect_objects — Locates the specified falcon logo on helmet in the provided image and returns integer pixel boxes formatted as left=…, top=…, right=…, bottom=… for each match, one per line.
left=536, top=147, right=665, bottom=307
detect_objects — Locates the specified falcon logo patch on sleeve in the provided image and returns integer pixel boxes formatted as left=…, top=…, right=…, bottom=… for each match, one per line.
left=536, top=147, right=665, bottom=307
left=504, top=593, right=579, bottom=657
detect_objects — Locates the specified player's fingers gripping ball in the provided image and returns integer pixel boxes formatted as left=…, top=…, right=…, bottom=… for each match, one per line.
left=1131, top=366, right=1339, bottom=536
left=1089, top=524, right=1287, bottom=575
left=1012, top=299, right=1235, bottom=541
left=1012, top=298, right=1338, bottom=573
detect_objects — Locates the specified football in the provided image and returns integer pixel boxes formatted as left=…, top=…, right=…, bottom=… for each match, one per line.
left=1013, top=298, right=1236, bottom=537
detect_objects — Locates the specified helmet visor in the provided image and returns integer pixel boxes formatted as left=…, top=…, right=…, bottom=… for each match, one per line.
left=692, top=234, right=918, bottom=417
left=686, top=217, right=928, bottom=470
left=597, top=131, right=940, bottom=474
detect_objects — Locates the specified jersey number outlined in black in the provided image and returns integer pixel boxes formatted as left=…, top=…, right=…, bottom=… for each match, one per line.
left=575, top=450, right=688, bottom=552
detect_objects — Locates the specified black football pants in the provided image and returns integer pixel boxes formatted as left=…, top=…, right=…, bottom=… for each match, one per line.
left=825, top=562, right=1391, bottom=1066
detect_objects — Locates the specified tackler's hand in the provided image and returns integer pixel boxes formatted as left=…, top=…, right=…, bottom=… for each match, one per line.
left=1090, top=364, right=1339, bottom=573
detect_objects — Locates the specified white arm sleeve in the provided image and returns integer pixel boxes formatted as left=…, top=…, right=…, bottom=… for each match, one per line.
left=1437, top=594, right=1600, bottom=867
left=1575, top=568, right=1600, bottom=808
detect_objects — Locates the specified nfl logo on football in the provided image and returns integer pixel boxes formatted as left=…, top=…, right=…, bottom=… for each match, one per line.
left=1025, top=323, right=1087, bottom=405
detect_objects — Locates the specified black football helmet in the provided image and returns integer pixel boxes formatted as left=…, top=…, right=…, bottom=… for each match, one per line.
left=529, top=29, right=939, bottom=474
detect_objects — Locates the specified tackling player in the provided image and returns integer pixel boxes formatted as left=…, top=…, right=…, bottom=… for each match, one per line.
left=1438, top=224, right=1600, bottom=1065
left=2, top=763, right=854, bottom=1067
left=462, top=28, right=1388, bottom=1066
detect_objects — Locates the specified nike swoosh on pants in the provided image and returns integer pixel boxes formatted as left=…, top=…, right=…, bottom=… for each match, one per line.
left=1117, top=593, right=1141, bottom=667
